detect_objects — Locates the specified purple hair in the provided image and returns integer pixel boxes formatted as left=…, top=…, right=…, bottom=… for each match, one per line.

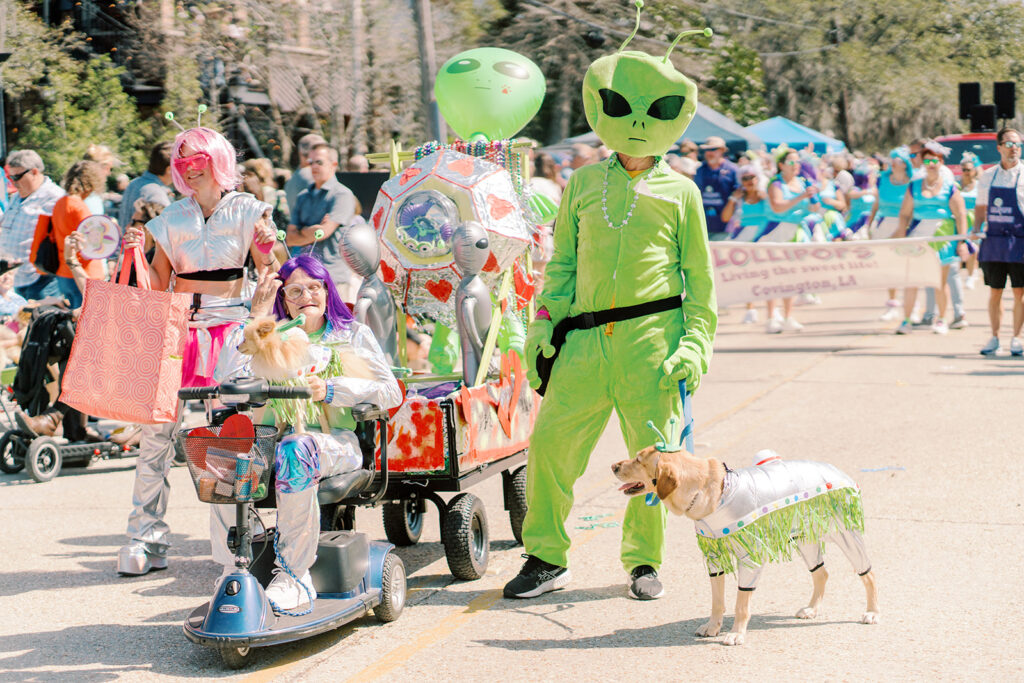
left=273, top=255, right=354, bottom=332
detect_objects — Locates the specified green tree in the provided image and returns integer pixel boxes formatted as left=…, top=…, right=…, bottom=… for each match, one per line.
left=19, top=56, right=147, bottom=176
left=706, top=43, right=768, bottom=126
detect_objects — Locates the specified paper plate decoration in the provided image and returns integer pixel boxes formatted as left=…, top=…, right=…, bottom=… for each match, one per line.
left=369, top=149, right=532, bottom=325
left=76, top=215, right=120, bottom=259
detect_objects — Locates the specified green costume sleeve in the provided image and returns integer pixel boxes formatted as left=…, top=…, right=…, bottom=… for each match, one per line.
left=537, top=172, right=581, bottom=325
left=665, top=179, right=718, bottom=389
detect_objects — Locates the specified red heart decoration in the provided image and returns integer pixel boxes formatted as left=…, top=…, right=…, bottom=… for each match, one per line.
left=399, top=167, right=422, bottom=185
left=221, top=414, right=256, bottom=452
left=372, top=207, right=384, bottom=230
left=447, top=158, right=475, bottom=177
left=379, top=259, right=395, bottom=283
left=482, top=251, right=500, bottom=273
left=488, top=195, right=515, bottom=221
left=187, top=426, right=216, bottom=469
left=424, top=279, right=453, bottom=302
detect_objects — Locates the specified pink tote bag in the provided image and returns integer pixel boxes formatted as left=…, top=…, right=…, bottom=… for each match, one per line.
left=60, top=247, right=191, bottom=423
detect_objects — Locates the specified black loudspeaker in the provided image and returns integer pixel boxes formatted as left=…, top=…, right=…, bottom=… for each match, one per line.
left=994, top=81, right=1015, bottom=120
left=959, top=82, right=981, bottom=120
left=971, top=104, right=997, bottom=133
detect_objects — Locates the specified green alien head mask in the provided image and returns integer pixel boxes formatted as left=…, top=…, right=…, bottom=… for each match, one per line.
left=583, top=1, right=712, bottom=158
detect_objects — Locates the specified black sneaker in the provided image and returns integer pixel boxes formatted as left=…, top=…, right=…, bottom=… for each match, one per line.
left=503, top=554, right=571, bottom=599
left=628, top=565, right=665, bottom=600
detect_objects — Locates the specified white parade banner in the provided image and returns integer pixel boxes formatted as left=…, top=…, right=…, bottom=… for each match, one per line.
left=711, top=237, right=954, bottom=306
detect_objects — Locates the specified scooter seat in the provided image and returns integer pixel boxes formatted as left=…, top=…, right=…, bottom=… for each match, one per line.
left=316, top=469, right=373, bottom=505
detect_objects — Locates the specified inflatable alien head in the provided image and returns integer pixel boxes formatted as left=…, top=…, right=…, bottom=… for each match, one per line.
left=435, top=47, right=546, bottom=142
left=582, top=1, right=711, bottom=158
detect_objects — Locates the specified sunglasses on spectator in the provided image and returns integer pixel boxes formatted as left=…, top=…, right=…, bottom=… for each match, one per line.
left=8, top=168, right=32, bottom=182
left=1002, top=141, right=1022, bottom=149
left=172, top=151, right=213, bottom=176
left=783, top=160, right=798, bottom=166
left=741, top=174, right=757, bottom=181
left=283, top=281, right=326, bottom=300
left=922, top=158, right=941, bottom=165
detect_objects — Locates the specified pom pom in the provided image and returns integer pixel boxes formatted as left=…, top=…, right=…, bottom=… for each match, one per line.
left=703, top=27, right=713, bottom=37
left=276, top=229, right=287, bottom=242
left=197, top=104, right=208, bottom=114
left=313, top=229, right=325, bottom=240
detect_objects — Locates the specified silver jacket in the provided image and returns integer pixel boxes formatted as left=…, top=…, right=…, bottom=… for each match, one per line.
left=146, top=192, right=271, bottom=273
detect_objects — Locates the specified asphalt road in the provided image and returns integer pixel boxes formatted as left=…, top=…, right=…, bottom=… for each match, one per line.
left=1, top=284, right=1021, bottom=681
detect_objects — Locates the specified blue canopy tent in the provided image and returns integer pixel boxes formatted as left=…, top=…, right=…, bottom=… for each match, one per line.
left=744, top=117, right=846, bottom=155
left=555, top=103, right=762, bottom=158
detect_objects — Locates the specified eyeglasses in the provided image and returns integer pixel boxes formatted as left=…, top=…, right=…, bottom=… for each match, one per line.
left=922, top=158, right=941, bottom=166
left=909, top=152, right=919, bottom=158
left=741, top=175, right=757, bottom=181
left=1002, top=141, right=1022, bottom=150
left=8, top=168, right=32, bottom=182
left=172, top=151, right=213, bottom=176
left=283, top=281, right=325, bottom=300
left=783, top=160, right=798, bottom=166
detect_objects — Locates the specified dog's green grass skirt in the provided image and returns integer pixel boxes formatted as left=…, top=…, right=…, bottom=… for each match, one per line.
left=267, top=349, right=345, bottom=427
left=695, top=488, right=865, bottom=575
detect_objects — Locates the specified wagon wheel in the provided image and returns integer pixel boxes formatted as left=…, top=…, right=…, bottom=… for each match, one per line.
left=383, top=499, right=424, bottom=546
left=441, top=493, right=489, bottom=580
left=506, top=464, right=528, bottom=545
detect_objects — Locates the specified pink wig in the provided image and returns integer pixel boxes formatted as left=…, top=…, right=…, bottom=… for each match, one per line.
left=170, top=127, right=240, bottom=196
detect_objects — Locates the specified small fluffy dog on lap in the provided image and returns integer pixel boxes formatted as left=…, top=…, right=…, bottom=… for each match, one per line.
left=612, top=447, right=879, bottom=646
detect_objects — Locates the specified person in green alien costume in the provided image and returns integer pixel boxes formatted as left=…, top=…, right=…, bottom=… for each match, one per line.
left=504, top=2, right=718, bottom=601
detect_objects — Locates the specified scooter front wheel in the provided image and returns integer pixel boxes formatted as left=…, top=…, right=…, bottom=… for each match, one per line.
left=220, top=645, right=252, bottom=670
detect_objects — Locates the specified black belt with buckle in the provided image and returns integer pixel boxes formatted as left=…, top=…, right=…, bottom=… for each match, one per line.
left=535, top=295, right=682, bottom=396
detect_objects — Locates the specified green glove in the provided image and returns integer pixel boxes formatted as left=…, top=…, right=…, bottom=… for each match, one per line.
left=659, top=342, right=703, bottom=394
left=524, top=318, right=555, bottom=390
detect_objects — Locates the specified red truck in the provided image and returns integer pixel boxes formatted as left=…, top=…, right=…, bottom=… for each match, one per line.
left=934, top=132, right=999, bottom=177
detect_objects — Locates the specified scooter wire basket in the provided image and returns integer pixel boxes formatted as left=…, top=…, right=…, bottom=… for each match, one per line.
left=176, top=424, right=280, bottom=504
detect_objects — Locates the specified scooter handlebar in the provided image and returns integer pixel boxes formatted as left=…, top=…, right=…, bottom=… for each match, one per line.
left=178, top=386, right=218, bottom=401
left=266, top=386, right=313, bottom=400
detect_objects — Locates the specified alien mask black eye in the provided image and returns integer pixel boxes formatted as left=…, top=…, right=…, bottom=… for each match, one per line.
left=647, top=95, right=685, bottom=121
left=599, top=89, right=632, bottom=117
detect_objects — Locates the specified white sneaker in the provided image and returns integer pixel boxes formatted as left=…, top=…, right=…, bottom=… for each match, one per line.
left=766, top=318, right=783, bottom=334
left=980, top=336, right=1000, bottom=355
left=932, top=319, right=949, bottom=335
left=782, top=317, right=804, bottom=332
left=964, top=274, right=978, bottom=290
left=1012, top=337, right=1023, bottom=357
left=879, top=307, right=901, bottom=321
left=950, top=316, right=969, bottom=330
left=264, top=569, right=316, bottom=611
left=895, top=320, right=913, bottom=335
left=742, top=309, right=759, bottom=324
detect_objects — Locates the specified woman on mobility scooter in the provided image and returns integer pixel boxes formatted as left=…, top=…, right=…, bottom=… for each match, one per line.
left=117, top=126, right=279, bottom=576
left=212, top=255, right=402, bottom=611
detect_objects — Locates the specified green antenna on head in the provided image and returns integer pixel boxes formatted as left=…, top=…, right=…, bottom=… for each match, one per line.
left=197, top=103, right=208, bottom=128
left=618, top=0, right=645, bottom=52
left=664, top=27, right=713, bottom=63
left=646, top=419, right=668, bottom=452
left=164, top=111, right=185, bottom=132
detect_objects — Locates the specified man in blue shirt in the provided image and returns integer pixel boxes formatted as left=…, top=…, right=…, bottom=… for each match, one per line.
left=694, top=136, right=739, bottom=240
left=118, top=142, right=173, bottom=230
left=287, top=143, right=358, bottom=299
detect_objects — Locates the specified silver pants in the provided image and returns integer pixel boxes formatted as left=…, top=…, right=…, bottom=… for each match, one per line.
left=728, top=528, right=872, bottom=590
left=125, top=420, right=181, bottom=554
left=210, top=430, right=362, bottom=573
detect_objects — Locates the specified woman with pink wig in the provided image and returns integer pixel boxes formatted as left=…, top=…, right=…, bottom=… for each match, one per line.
left=117, top=127, right=279, bottom=576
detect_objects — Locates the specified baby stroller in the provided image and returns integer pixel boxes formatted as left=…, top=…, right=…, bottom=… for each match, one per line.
left=0, top=304, right=138, bottom=482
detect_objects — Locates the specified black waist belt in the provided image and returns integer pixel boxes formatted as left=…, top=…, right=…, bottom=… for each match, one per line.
left=176, top=268, right=244, bottom=281
left=535, top=295, right=681, bottom=396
